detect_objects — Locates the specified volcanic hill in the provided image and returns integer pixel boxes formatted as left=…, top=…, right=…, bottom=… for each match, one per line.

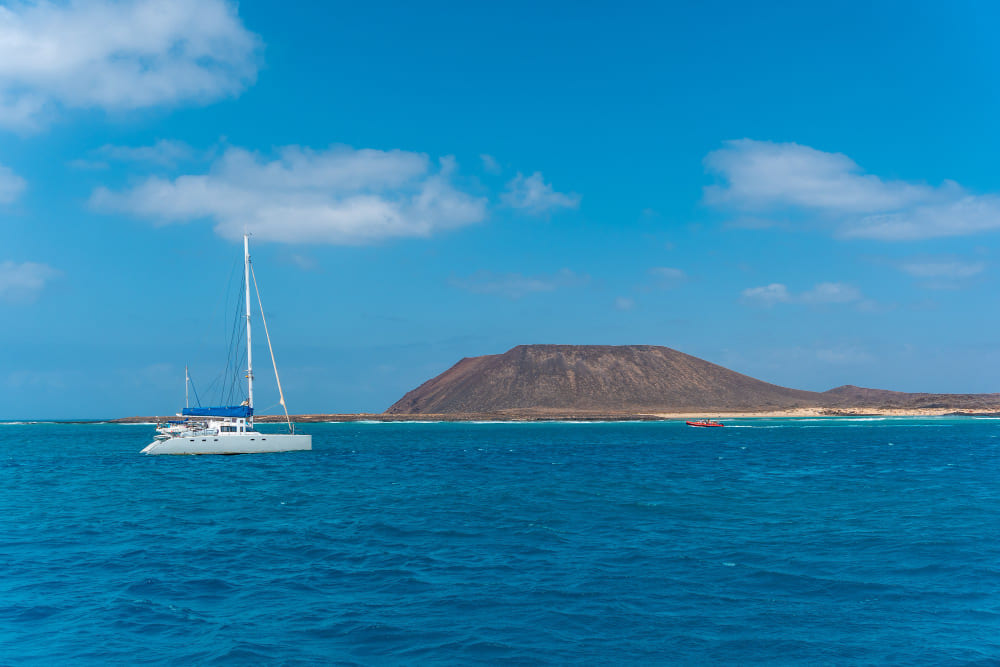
left=385, top=344, right=1000, bottom=415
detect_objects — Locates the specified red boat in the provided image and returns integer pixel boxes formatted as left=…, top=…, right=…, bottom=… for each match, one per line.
left=686, top=419, right=724, bottom=427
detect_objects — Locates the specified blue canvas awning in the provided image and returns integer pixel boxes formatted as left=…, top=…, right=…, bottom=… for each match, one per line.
left=182, top=406, right=252, bottom=418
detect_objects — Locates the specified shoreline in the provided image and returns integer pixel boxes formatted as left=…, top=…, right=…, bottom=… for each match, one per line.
left=93, top=406, right=1000, bottom=424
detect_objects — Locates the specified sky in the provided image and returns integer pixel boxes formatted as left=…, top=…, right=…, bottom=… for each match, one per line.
left=2, top=0, right=1000, bottom=418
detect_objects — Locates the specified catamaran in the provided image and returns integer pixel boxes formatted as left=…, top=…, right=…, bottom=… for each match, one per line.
left=142, top=234, right=312, bottom=455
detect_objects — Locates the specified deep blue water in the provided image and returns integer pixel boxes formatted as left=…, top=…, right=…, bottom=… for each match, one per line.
left=2, top=418, right=1000, bottom=664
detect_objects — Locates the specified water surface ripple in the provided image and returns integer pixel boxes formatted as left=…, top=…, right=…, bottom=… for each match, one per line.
left=1, top=419, right=999, bottom=664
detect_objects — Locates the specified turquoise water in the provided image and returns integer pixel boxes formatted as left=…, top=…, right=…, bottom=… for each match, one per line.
left=2, top=418, right=999, bottom=664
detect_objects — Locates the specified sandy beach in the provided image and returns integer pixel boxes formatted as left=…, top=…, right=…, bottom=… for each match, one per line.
left=645, top=407, right=1000, bottom=419
left=106, top=406, right=1000, bottom=424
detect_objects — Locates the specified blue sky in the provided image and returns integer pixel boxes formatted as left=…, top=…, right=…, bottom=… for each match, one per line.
left=2, top=0, right=999, bottom=418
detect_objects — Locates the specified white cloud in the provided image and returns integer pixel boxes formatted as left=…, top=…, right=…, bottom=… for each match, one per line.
left=742, top=281, right=862, bottom=307
left=451, top=268, right=588, bottom=299
left=705, top=139, right=925, bottom=213
left=799, top=282, right=862, bottom=304
left=842, top=197, right=1000, bottom=241
left=66, top=158, right=108, bottom=171
left=92, top=145, right=488, bottom=244
left=741, top=283, right=790, bottom=306
left=0, top=261, right=59, bottom=302
left=704, top=139, right=1000, bottom=241
left=0, top=0, right=259, bottom=129
left=98, top=140, right=197, bottom=166
left=0, top=162, right=26, bottom=202
left=70, top=139, right=198, bottom=170
left=900, top=259, right=985, bottom=280
left=897, top=257, right=986, bottom=290
left=501, top=171, right=580, bottom=215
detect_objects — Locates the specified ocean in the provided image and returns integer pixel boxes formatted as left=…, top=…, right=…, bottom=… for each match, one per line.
left=1, top=418, right=999, bottom=664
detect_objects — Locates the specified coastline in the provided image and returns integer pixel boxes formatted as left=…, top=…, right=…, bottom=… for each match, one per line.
left=102, top=406, right=1000, bottom=424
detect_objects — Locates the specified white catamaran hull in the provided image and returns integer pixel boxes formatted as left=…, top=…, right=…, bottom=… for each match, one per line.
left=142, top=433, right=312, bottom=456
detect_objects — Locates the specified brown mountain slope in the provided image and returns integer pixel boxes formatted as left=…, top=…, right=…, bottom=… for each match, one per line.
left=386, top=345, right=1000, bottom=414
left=822, top=384, right=1000, bottom=409
left=387, top=344, right=825, bottom=414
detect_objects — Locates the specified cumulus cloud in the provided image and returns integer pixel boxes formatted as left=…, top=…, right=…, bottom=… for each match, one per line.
left=704, top=139, right=1000, bottom=241
left=92, top=145, right=488, bottom=244
left=451, top=268, right=588, bottom=299
left=0, top=0, right=259, bottom=129
left=501, top=172, right=580, bottom=215
left=0, top=162, right=26, bottom=202
left=742, top=281, right=862, bottom=307
left=0, top=261, right=59, bottom=302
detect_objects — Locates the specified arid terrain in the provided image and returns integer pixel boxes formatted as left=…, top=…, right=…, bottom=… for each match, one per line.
left=111, top=344, right=1000, bottom=422
left=385, top=344, right=1000, bottom=416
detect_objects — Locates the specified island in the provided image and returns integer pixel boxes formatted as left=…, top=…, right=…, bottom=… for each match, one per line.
left=110, top=344, right=1000, bottom=422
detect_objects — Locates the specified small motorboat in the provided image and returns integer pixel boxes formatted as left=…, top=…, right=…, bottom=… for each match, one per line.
left=686, top=419, right=724, bottom=427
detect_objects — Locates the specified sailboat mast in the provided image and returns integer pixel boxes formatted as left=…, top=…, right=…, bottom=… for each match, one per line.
left=244, top=233, right=253, bottom=411
left=185, top=365, right=189, bottom=408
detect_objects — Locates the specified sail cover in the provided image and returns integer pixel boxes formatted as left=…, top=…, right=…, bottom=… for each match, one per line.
left=182, top=406, right=253, bottom=418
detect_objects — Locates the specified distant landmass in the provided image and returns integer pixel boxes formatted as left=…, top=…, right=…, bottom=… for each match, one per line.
left=386, top=344, right=1000, bottom=415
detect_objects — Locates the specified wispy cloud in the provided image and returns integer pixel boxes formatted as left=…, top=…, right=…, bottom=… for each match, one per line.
left=705, top=139, right=1000, bottom=241
left=742, top=281, right=862, bottom=307
left=815, top=345, right=873, bottom=365
left=0, top=0, right=259, bottom=130
left=741, top=283, right=791, bottom=306
left=91, top=145, right=488, bottom=244
left=0, top=261, right=59, bottom=302
left=799, top=282, right=862, bottom=304
left=480, top=154, right=501, bottom=174
left=451, top=269, right=588, bottom=299
left=501, top=172, right=580, bottom=215
left=70, top=139, right=200, bottom=171
left=0, top=162, right=26, bottom=203
left=66, top=158, right=109, bottom=171
left=286, top=253, right=319, bottom=272
left=897, top=257, right=986, bottom=289
left=97, top=140, right=198, bottom=167
left=613, top=296, right=635, bottom=311
left=899, top=259, right=985, bottom=280
left=648, top=266, right=687, bottom=289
